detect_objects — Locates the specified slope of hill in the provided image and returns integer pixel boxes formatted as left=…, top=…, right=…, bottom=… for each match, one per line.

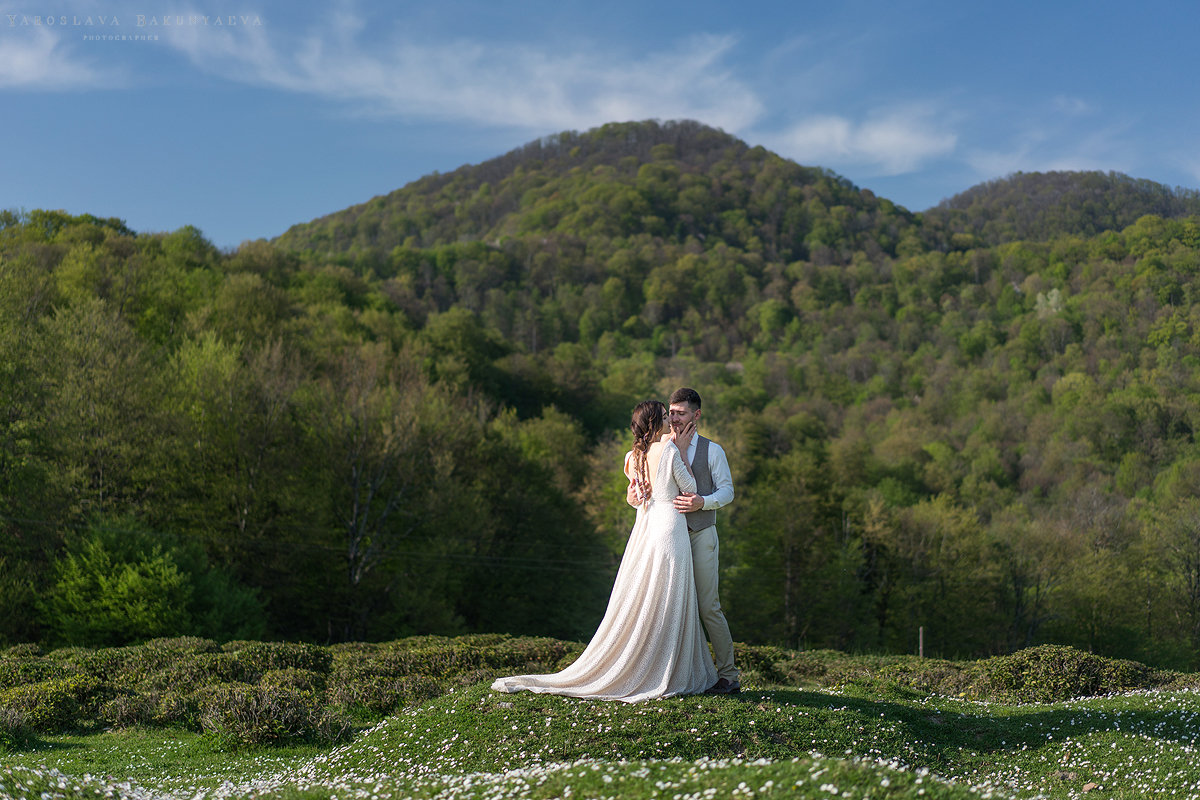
left=922, top=170, right=1200, bottom=247
left=4, top=637, right=1199, bottom=800
left=275, top=119, right=917, bottom=268
left=7, top=121, right=1200, bottom=670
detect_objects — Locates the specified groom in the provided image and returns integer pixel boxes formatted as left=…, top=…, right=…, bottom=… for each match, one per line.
left=669, top=387, right=739, bottom=694
left=629, top=387, right=740, bottom=694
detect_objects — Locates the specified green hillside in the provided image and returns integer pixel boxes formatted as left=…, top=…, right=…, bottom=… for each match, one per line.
left=923, top=170, right=1200, bottom=247
left=3, top=636, right=1199, bottom=799
left=3, top=121, right=1200, bottom=672
left=275, top=119, right=913, bottom=263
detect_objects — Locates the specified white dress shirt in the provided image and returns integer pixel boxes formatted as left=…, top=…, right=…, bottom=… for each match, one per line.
left=686, top=436, right=734, bottom=511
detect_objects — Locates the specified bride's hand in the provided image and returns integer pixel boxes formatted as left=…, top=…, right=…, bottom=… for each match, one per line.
left=672, top=421, right=696, bottom=451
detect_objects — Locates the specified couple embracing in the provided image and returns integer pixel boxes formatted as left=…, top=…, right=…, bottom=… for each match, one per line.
left=492, top=388, right=739, bottom=703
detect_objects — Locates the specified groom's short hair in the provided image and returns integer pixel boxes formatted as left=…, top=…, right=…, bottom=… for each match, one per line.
left=669, top=387, right=701, bottom=409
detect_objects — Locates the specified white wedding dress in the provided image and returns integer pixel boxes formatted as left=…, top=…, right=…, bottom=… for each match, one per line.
left=492, top=440, right=717, bottom=703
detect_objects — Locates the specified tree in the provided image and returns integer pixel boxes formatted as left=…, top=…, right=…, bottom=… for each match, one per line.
left=988, top=505, right=1076, bottom=650
left=35, top=297, right=174, bottom=517
left=1142, top=499, right=1200, bottom=668
left=39, top=516, right=266, bottom=646
left=312, top=342, right=468, bottom=640
left=728, top=450, right=860, bottom=650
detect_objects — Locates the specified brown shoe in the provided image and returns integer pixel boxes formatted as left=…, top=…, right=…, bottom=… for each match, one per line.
left=705, top=678, right=741, bottom=695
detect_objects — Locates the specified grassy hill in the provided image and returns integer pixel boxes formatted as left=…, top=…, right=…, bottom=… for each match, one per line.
left=2, top=636, right=1199, bottom=799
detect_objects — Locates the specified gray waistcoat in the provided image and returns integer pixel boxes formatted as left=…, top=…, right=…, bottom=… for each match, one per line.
left=686, top=436, right=716, bottom=532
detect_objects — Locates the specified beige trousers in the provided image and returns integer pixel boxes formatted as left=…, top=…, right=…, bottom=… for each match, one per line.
left=689, top=524, right=738, bottom=680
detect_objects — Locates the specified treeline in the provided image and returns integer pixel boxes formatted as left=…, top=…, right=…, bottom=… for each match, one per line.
left=0, top=211, right=612, bottom=647
left=5, top=121, right=1200, bottom=671
left=926, top=170, right=1200, bottom=247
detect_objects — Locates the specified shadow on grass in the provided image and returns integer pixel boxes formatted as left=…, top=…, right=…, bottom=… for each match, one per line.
left=7, top=734, right=88, bottom=754
left=739, top=686, right=1200, bottom=768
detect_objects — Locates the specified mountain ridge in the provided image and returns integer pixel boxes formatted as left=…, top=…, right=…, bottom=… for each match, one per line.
left=923, top=169, right=1200, bottom=247
left=274, top=119, right=1200, bottom=260
left=273, top=119, right=911, bottom=266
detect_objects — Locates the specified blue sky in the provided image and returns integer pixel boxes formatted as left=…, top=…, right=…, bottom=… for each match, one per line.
left=2, top=0, right=1198, bottom=250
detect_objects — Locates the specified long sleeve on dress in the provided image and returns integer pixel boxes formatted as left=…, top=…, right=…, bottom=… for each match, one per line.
left=671, top=444, right=696, bottom=494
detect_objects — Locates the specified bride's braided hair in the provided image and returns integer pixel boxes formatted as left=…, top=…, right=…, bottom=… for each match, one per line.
left=630, top=400, right=667, bottom=487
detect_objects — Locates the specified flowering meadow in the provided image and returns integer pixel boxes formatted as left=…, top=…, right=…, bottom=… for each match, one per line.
left=3, top=638, right=1200, bottom=799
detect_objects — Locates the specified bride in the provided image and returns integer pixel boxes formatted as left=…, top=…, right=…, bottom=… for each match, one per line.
left=491, top=400, right=717, bottom=703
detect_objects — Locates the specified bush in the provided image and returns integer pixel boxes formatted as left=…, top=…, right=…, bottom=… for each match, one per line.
left=196, top=683, right=349, bottom=748
left=223, top=642, right=332, bottom=678
left=260, top=668, right=326, bottom=692
left=136, top=652, right=248, bottom=692
left=735, top=644, right=794, bottom=685
left=980, top=644, right=1158, bottom=703
left=99, top=691, right=155, bottom=728
left=0, top=655, right=62, bottom=689
left=44, top=646, right=128, bottom=683
left=326, top=673, right=442, bottom=715
left=775, top=650, right=902, bottom=687
left=367, top=644, right=481, bottom=679
left=0, top=674, right=104, bottom=732
left=0, top=706, right=32, bottom=751
left=3, top=644, right=42, bottom=657
left=38, top=518, right=266, bottom=648
left=481, top=637, right=582, bottom=672
left=150, top=688, right=200, bottom=727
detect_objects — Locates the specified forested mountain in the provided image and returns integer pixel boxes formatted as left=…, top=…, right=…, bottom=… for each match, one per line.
left=5, top=120, right=1200, bottom=671
left=923, top=170, right=1200, bottom=247
left=276, top=119, right=914, bottom=265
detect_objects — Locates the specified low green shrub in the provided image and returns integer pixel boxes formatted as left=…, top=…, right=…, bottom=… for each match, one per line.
left=0, top=674, right=104, bottom=732
left=326, top=672, right=442, bottom=714
left=260, top=667, right=326, bottom=692
left=735, top=644, right=794, bottom=685
left=196, top=682, right=349, bottom=748
left=980, top=644, right=1158, bottom=703
left=0, top=655, right=63, bottom=689
left=774, top=650, right=902, bottom=687
left=136, top=637, right=223, bottom=664
left=480, top=636, right=580, bottom=671
left=45, top=646, right=131, bottom=684
left=136, top=651, right=248, bottom=692
left=382, top=635, right=458, bottom=650
left=0, top=706, right=31, bottom=751
left=223, top=641, right=331, bottom=678
left=150, top=688, right=201, bottom=727
left=99, top=690, right=155, bottom=728
left=447, top=633, right=510, bottom=649
left=874, top=657, right=976, bottom=697
left=2, top=644, right=41, bottom=657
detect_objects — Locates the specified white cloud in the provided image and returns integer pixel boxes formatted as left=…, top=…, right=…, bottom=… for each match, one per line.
left=0, top=26, right=119, bottom=88
left=767, top=108, right=957, bottom=175
left=1053, top=95, right=1091, bottom=115
left=1178, top=155, right=1200, bottom=186
left=162, top=11, right=763, bottom=133
left=965, top=147, right=1034, bottom=180
left=966, top=116, right=1135, bottom=181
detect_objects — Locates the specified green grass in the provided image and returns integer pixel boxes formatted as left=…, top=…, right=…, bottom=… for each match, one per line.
left=3, top=639, right=1200, bottom=799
